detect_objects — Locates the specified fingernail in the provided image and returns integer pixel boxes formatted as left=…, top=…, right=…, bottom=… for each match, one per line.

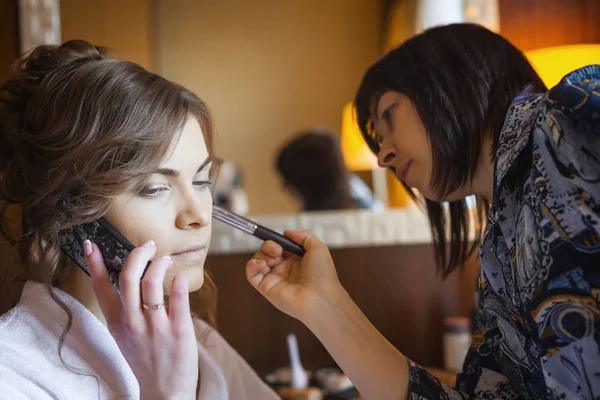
left=83, top=240, right=92, bottom=257
left=251, top=259, right=264, bottom=265
left=142, top=240, right=155, bottom=248
left=161, top=256, right=172, bottom=264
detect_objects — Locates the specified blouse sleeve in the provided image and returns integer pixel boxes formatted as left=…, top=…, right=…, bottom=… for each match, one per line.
left=526, top=65, right=600, bottom=399
left=406, top=328, right=524, bottom=399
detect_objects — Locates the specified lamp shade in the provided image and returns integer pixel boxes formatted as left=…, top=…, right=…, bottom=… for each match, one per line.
left=526, top=44, right=600, bottom=88
left=340, top=103, right=378, bottom=171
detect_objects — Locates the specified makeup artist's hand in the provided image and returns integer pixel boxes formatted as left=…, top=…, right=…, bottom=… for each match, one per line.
left=246, top=230, right=345, bottom=322
left=86, top=240, right=198, bottom=400
left=248, top=232, right=411, bottom=400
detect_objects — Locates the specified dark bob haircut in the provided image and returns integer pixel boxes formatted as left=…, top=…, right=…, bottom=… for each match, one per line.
left=276, top=129, right=357, bottom=211
left=355, top=23, right=546, bottom=277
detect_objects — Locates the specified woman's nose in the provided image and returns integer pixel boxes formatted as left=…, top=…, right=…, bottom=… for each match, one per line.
left=377, top=144, right=396, bottom=169
left=176, top=191, right=211, bottom=230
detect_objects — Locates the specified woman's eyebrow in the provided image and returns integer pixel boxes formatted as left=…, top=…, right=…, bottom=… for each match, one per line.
left=373, top=99, right=388, bottom=122
left=154, top=156, right=212, bottom=177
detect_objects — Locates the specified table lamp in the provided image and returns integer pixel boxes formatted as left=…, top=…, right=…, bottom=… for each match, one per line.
left=525, top=44, right=600, bottom=88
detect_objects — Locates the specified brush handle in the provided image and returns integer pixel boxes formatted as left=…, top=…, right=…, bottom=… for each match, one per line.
left=254, top=225, right=306, bottom=257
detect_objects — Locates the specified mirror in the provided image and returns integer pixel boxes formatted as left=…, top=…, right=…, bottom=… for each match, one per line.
left=151, top=0, right=385, bottom=214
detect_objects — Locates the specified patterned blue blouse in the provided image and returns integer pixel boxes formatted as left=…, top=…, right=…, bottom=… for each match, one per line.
left=407, top=65, right=600, bottom=400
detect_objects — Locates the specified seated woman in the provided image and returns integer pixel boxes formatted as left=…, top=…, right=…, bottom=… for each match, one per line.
left=276, top=129, right=383, bottom=211
left=0, top=40, right=279, bottom=400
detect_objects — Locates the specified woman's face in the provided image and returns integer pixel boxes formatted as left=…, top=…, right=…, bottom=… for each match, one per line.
left=104, top=117, right=212, bottom=293
left=373, top=91, right=437, bottom=199
left=373, top=91, right=470, bottom=202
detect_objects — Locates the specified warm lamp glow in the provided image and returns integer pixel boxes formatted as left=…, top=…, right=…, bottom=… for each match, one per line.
left=526, top=44, right=600, bottom=88
left=340, top=103, right=378, bottom=171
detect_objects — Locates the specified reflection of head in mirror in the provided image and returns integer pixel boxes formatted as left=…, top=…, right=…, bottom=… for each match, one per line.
left=276, top=129, right=383, bottom=211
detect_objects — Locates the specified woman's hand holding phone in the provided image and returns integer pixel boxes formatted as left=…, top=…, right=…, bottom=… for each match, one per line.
left=85, top=240, right=198, bottom=400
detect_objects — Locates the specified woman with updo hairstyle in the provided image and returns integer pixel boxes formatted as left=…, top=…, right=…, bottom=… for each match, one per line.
left=0, top=40, right=279, bottom=400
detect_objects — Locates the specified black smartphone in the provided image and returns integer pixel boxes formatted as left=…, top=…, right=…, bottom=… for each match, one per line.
left=59, top=218, right=143, bottom=291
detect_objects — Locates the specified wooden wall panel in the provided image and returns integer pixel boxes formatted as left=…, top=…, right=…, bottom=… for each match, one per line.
left=499, top=0, right=600, bottom=51
left=207, top=245, right=479, bottom=372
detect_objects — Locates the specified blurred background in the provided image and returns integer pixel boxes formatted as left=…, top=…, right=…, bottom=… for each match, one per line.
left=2, top=0, right=599, bottom=396
left=2, top=0, right=599, bottom=214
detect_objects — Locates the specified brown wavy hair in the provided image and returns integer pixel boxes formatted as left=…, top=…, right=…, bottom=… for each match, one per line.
left=0, top=40, right=217, bottom=332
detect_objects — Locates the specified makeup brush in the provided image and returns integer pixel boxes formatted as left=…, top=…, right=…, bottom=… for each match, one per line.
left=212, top=205, right=306, bottom=257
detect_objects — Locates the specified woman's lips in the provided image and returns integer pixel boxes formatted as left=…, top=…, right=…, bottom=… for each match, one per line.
left=398, top=160, right=412, bottom=182
left=171, top=246, right=206, bottom=260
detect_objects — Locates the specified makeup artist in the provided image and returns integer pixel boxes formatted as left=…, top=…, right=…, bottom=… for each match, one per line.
left=246, top=23, right=600, bottom=400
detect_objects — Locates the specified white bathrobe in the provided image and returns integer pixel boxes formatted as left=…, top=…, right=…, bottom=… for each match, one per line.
left=0, top=281, right=280, bottom=400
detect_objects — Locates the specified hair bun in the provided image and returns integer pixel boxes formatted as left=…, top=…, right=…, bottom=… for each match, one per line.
left=23, top=40, right=105, bottom=82
left=0, top=40, right=106, bottom=169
